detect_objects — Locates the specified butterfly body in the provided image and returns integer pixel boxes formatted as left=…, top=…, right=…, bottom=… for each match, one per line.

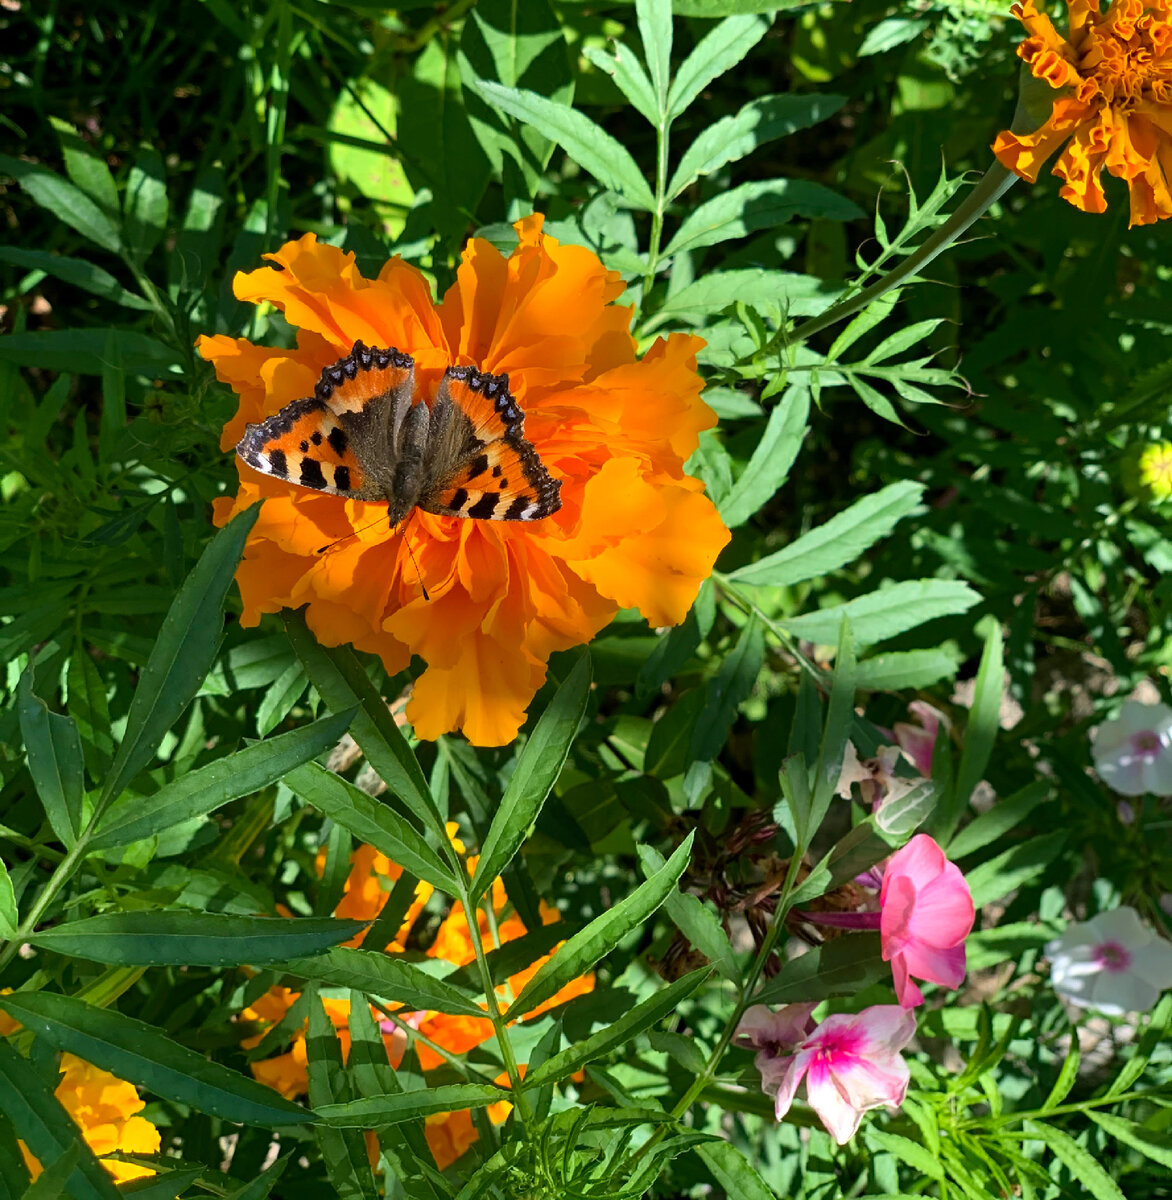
left=236, top=342, right=561, bottom=526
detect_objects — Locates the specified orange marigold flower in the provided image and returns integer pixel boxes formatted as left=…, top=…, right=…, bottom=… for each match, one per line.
left=198, top=214, right=729, bottom=745
left=992, top=0, right=1172, bottom=224
left=20, top=1053, right=161, bottom=1184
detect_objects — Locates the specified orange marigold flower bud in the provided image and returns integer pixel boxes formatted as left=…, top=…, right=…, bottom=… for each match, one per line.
left=198, top=215, right=730, bottom=745
left=992, top=0, right=1172, bottom=225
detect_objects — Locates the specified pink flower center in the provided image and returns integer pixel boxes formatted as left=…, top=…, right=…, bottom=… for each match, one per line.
left=810, top=1027, right=865, bottom=1064
left=1129, top=729, right=1163, bottom=759
left=1093, top=940, right=1132, bottom=972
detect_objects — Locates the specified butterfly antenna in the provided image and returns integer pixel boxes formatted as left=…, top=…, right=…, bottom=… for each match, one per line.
left=400, top=528, right=430, bottom=602
left=316, top=516, right=385, bottom=556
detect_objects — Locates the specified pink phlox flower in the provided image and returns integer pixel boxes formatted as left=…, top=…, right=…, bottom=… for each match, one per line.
left=880, top=834, right=975, bottom=1008
left=893, top=701, right=949, bottom=778
left=735, top=1003, right=818, bottom=1097
left=765, top=1005, right=917, bottom=1144
left=1091, top=699, right=1172, bottom=797
left=836, top=743, right=922, bottom=814
left=1047, top=906, right=1172, bottom=1015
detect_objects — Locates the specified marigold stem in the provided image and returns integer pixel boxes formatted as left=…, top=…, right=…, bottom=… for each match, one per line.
left=787, top=161, right=1017, bottom=347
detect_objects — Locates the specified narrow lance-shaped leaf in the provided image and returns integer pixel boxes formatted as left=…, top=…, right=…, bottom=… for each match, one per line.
left=0, top=992, right=313, bottom=1128
left=806, top=618, right=857, bottom=843
left=470, top=652, right=591, bottom=901
left=506, top=832, right=694, bottom=1020
left=525, top=968, right=709, bottom=1089
left=636, top=0, right=672, bottom=113
left=698, top=1142, right=778, bottom=1200
left=752, top=932, right=887, bottom=1006
left=729, top=481, right=925, bottom=589
left=666, top=15, right=769, bottom=120
left=284, top=761, right=457, bottom=895
left=90, top=709, right=357, bottom=850
left=472, top=81, right=656, bottom=210
left=582, top=44, right=658, bottom=126
left=316, top=1084, right=509, bottom=1129
left=276, top=947, right=487, bottom=1018
left=0, top=156, right=122, bottom=253
left=17, top=670, right=84, bottom=848
left=124, top=147, right=168, bottom=266
left=0, top=1041, right=121, bottom=1200
left=101, top=504, right=261, bottom=805
left=30, top=912, right=367, bottom=967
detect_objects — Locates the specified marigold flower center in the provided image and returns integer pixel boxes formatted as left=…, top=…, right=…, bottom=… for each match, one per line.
left=1093, top=938, right=1133, bottom=971
left=1065, top=0, right=1172, bottom=110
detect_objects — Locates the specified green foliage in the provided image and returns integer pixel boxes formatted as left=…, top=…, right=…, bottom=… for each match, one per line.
left=2, top=0, right=1171, bottom=1196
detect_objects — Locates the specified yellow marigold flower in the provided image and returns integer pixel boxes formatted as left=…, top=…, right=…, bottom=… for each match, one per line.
left=993, top=0, right=1172, bottom=224
left=20, top=1053, right=160, bottom=1184
left=198, top=214, right=729, bottom=745
left=1138, top=440, right=1172, bottom=499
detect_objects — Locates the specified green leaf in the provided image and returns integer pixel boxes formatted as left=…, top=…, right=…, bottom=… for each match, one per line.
left=256, top=661, right=308, bottom=737
left=30, top=912, right=367, bottom=966
left=473, top=81, right=655, bottom=210
left=867, top=1130, right=943, bottom=1180
left=276, top=947, right=487, bottom=1018
left=690, top=614, right=764, bottom=762
left=49, top=116, right=119, bottom=217
left=669, top=92, right=845, bottom=197
left=858, top=16, right=929, bottom=56
left=0, top=156, right=122, bottom=253
left=697, top=1141, right=777, bottom=1200
left=283, top=613, right=442, bottom=839
left=470, top=652, right=591, bottom=901
left=636, top=0, right=672, bottom=113
left=124, top=148, right=168, bottom=265
left=0, top=249, right=150, bottom=310
left=1040, top=1035, right=1080, bottom=1113
left=0, top=1041, right=121, bottom=1200
left=1088, top=1112, right=1172, bottom=1170
left=965, top=832, right=1067, bottom=909
left=316, top=1084, right=508, bottom=1128
left=0, top=857, right=16, bottom=939
left=666, top=179, right=861, bottom=256
left=753, top=932, right=887, bottom=1005
left=779, top=580, right=981, bottom=647
left=20, top=1143, right=80, bottom=1200
left=947, top=781, right=1049, bottom=860
left=729, top=482, right=925, bottom=588
left=101, top=504, right=261, bottom=805
left=91, top=709, right=356, bottom=850
left=1024, top=1121, right=1125, bottom=1200
left=855, top=648, right=961, bottom=691
left=284, top=761, right=457, bottom=895
left=0, top=330, right=181, bottom=376
left=935, top=623, right=1003, bottom=846
left=117, top=1167, right=205, bottom=1200
left=525, top=969, right=709, bottom=1089
left=651, top=269, right=838, bottom=326
left=18, top=667, right=85, bottom=848
left=0, top=992, right=313, bottom=1128
left=666, top=15, right=768, bottom=120
left=583, top=44, right=658, bottom=126
left=222, top=1155, right=291, bottom=1200
left=637, top=845, right=739, bottom=985
left=719, top=383, right=810, bottom=528
left=506, top=832, right=694, bottom=1019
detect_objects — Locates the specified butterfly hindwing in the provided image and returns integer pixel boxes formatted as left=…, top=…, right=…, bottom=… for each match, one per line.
left=420, top=366, right=561, bottom=522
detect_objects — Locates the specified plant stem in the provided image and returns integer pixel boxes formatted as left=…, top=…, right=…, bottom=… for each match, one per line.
left=642, top=116, right=672, bottom=300
left=787, top=162, right=1017, bottom=347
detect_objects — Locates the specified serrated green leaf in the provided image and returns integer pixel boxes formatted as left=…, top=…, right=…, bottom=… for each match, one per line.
left=780, top=580, right=981, bottom=647
left=730, top=481, right=924, bottom=588
left=720, top=383, right=810, bottom=528
left=473, top=81, right=655, bottom=209
left=583, top=44, right=658, bottom=125
left=101, top=505, right=260, bottom=805
left=855, top=648, right=960, bottom=691
left=91, top=710, right=355, bottom=850
left=1024, top=1121, right=1125, bottom=1200
left=317, top=1084, right=508, bottom=1128
left=666, top=179, right=861, bottom=256
left=868, top=1129, right=943, bottom=1179
left=506, top=833, right=694, bottom=1019
left=636, top=0, right=672, bottom=113
left=666, top=16, right=768, bottom=120
left=525, top=969, right=709, bottom=1089
left=0, top=992, right=312, bottom=1127
left=1088, top=1112, right=1172, bottom=1169
left=30, top=912, right=366, bottom=966
left=697, top=1141, right=776, bottom=1200
left=284, top=761, right=456, bottom=894
left=471, top=653, right=591, bottom=901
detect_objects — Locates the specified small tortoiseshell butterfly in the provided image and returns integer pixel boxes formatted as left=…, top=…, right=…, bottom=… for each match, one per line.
left=236, top=342, right=561, bottom=526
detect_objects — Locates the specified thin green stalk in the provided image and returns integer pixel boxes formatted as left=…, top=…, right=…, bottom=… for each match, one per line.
left=787, top=162, right=1017, bottom=347
left=641, top=116, right=672, bottom=300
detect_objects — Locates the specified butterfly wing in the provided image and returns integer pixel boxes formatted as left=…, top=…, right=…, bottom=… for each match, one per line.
left=235, top=342, right=415, bottom=500
left=419, top=366, right=561, bottom=522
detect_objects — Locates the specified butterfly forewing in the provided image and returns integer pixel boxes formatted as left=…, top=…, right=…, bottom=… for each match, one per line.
left=420, top=367, right=562, bottom=522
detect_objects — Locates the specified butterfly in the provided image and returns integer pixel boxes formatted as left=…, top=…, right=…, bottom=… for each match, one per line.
left=236, top=341, right=562, bottom=527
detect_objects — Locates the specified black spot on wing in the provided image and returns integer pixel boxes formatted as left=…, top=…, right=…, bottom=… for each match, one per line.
left=268, top=449, right=288, bottom=477
left=311, top=431, right=323, bottom=446
left=300, top=458, right=326, bottom=489
left=328, top=426, right=348, bottom=456
left=449, top=487, right=469, bottom=512
left=468, top=494, right=499, bottom=520
left=467, top=453, right=490, bottom=480
left=334, top=466, right=351, bottom=492
left=503, top=497, right=530, bottom=520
